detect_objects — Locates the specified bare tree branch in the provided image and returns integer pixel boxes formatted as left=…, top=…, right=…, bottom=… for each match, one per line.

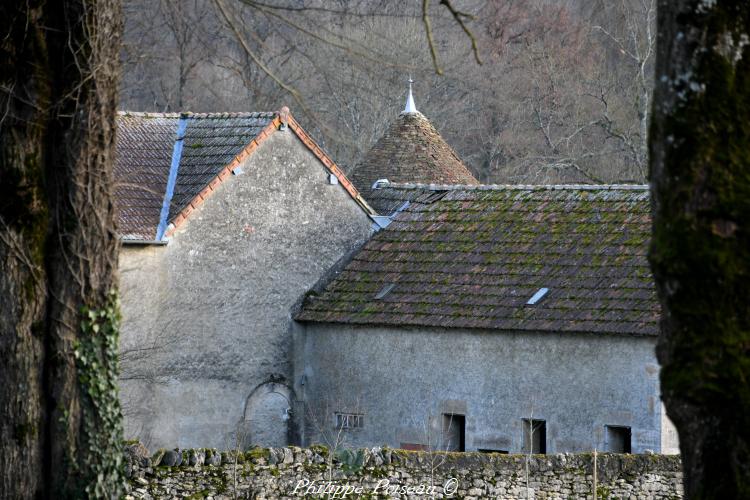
left=422, top=0, right=443, bottom=75
left=440, top=0, right=482, bottom=66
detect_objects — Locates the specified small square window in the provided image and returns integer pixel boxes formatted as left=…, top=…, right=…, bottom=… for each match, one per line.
left=606, top=425, right=631, bottom=453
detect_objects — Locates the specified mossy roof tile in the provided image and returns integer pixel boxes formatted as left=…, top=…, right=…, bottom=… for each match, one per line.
left=297, top=184, right=658, bottom=336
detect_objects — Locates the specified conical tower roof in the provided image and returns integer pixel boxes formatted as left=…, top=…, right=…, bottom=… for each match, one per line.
left=349, top=86, right=478, bottom=196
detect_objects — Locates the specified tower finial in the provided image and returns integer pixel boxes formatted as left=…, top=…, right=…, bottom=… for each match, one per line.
left=403, top=77, right=417, bottom=114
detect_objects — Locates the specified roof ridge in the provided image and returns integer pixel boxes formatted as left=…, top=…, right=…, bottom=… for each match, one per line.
left=378, top=182, right=650, bottom=191
left=118, top=111, right=182, bottom=118
left=165, top=114, right=377, bottom=237
left=117, top=111, right=277, bottom=118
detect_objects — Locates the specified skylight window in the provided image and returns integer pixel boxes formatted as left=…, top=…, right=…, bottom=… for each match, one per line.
left=375, top=283, right=395, bottom=300
left=526, top=287, right=549, bottom=305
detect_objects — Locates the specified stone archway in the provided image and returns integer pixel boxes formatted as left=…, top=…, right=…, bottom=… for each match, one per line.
left=242, top=381, right=293, bottom=447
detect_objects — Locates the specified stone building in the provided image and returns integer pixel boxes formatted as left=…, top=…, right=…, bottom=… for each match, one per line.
left=114, top=110, right=376, bottom=449
left=295, top=183, right=680, bottom=455
left=115, top=90, right=679, bottom=457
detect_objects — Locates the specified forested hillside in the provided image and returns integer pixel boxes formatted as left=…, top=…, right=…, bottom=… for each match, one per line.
left=121, top=0, right=654, bottom=184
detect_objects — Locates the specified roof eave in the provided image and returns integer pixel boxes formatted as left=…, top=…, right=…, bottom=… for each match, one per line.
left=121, top=238, right=169, bottom=246
left=293, top=316, right=659, bottom=338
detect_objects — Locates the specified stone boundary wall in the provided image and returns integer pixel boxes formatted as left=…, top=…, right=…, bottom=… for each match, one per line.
left=124, top=443, right=683, bottom=499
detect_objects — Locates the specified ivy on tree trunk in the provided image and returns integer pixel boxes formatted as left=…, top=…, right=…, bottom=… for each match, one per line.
left=0, top=1, right=124, bottom=498
left=649, top=1, right=750, bottom=498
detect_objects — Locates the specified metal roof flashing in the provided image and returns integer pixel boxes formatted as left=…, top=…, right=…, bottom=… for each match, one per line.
left=155, top=116, right=188, bottom=241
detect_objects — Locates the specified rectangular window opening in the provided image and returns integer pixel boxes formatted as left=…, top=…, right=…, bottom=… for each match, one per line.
left=522, top=419, right=546, bottom=454
left=334, top=412, right=364, bottom=430
left=606, top=425, right=632, bottom=453
left=442, top=414, right=466, bottom=452
left=477, top=449, right=509, bottom=454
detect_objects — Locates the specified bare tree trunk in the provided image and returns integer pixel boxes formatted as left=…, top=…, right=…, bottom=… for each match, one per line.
left=649, top=1, right=750, bottom=498
left=0, top=1, right=124, bottom=498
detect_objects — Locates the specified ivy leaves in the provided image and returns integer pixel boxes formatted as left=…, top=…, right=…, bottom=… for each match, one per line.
left=73, top=291, right=125, bottom=499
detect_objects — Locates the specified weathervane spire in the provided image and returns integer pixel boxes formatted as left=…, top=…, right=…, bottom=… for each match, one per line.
left=403, top=77, right=417, bottom=114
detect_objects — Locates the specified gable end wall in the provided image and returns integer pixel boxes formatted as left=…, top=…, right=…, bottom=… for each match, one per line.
left=118, top=129, right=373, bottom=449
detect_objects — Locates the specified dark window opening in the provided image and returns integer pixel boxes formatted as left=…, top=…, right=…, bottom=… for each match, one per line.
left=442, top=414, right=465, bottom=452
left=478, top=448, right=509, bottom=454
left=606, top=425, right=632, bottom=453
left=522, top=419, right=546, bottom=454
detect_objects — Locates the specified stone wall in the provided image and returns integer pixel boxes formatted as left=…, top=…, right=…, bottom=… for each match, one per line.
left=125, top=443, right=683, bottom=499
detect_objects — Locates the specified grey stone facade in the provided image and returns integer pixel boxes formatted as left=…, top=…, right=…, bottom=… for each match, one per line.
left=295, top=323, right=680, bottom=455
left=118, top=130, right=374, bottom=449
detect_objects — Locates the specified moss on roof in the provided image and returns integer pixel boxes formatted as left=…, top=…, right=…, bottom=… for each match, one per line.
left=296, top=185, right=659, bottom=336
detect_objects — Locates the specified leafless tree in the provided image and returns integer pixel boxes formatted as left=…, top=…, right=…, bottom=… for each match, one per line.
left=119, top=1, right=656, bottom=185
left=122, top=0, right=223, bottom=110
left=303, top=392, right=365, bottom=482
left=119, top=0, right=658, bottom=185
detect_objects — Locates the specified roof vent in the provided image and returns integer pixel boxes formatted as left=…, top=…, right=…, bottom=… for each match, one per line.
left=372, top=178, right=390, bottom=190
left=526, top=288, right=549, bottom=305
left=375, top=283, right=396, bottom=300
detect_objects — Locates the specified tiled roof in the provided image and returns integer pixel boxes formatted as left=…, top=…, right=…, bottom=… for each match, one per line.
left=365, top=183, right=436, bottom=215
left=347, top=112, right=479, bottom=199
left=114, top=111, right=373, bottom=241
left=114, top=114, right=180, bottom=240
left=296, top=184, right=659, bottom=336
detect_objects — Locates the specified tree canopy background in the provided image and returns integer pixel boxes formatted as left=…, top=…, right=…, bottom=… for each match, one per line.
left=121, top=0, right=655, bottom=185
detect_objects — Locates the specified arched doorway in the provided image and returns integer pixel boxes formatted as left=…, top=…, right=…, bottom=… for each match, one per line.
left=242, top=382, right=293, bottom=447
